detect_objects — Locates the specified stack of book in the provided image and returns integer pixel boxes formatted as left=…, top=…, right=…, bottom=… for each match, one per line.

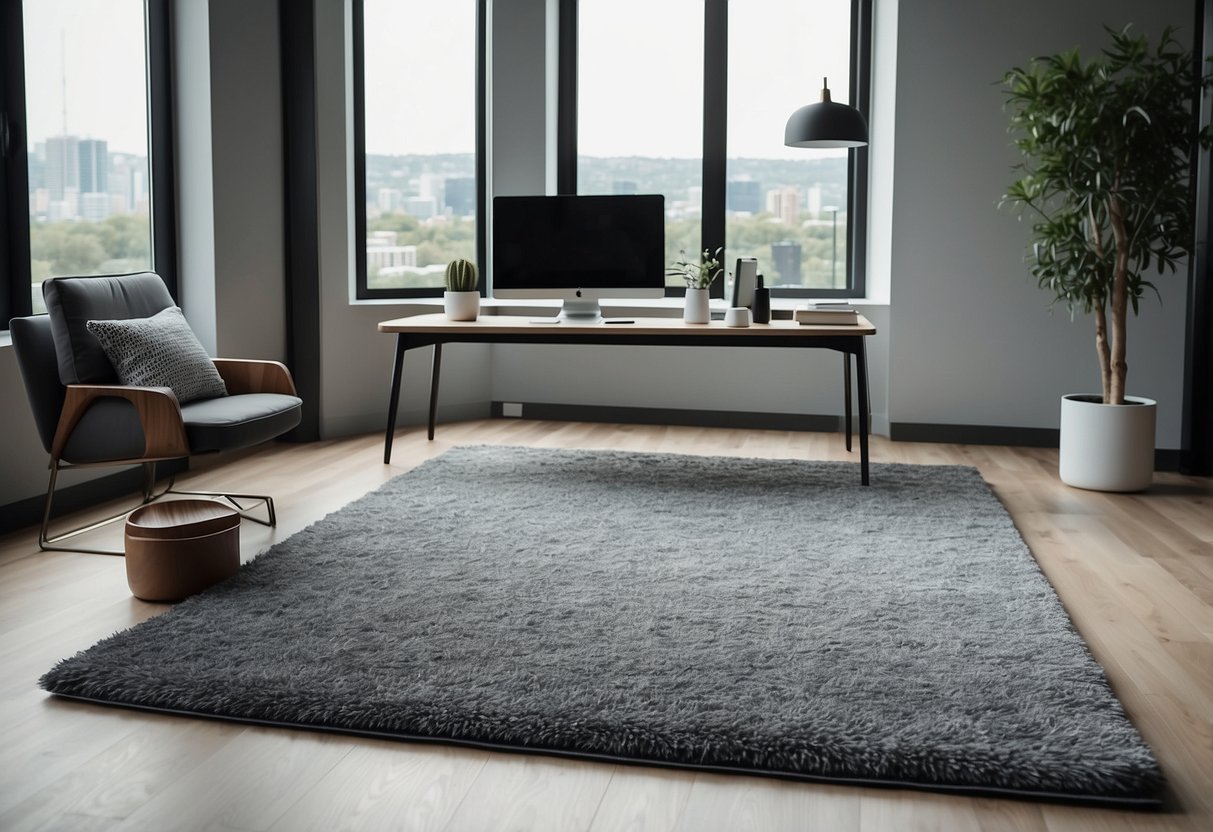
left=793, top=303, right=860, bottom=325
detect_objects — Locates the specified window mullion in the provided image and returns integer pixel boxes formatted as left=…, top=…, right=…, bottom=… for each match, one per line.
left=1, top=0, right=32, bottom=322
left=702, top=0, right=727, bottom=299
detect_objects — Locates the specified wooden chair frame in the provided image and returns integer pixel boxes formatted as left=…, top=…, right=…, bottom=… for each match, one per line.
left=39, top=359, right=297, bottom=556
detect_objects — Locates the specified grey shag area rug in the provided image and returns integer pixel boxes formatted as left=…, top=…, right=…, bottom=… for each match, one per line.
left=41, top=446, right=1162, bottom=806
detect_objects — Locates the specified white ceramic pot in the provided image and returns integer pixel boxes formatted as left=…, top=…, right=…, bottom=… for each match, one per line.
left=1058, top=394, right=1156, bottom=492
left=684, top=287, right=710, bottom=324
left=443, top=291, right=480, bottom=322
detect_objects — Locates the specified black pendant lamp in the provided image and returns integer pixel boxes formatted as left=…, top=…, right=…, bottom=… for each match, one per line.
left=784, top=77, right=868, bottom=148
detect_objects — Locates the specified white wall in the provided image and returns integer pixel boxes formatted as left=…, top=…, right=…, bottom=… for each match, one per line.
left=887, top=0, right=1192, bottom=444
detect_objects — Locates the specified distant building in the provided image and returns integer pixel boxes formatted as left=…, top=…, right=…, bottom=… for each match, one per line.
left=444, top=177, right=475, bottom=215
left=418, top=173, right=444, bottom=206
left=403, top=197, right=437, bottom=220
left=45, top=135, right=80, bottom=202
left=367, top=244, right=418, bottom=272
left=771, top=241, right=802, bottom=285
left=80, top=191, right=110, bottom=222
left=48, top=188, right=79, bottom=222
left=377, top=188, right=403, bottom=214
left=78, top=139, right=108, bottom=195
left=807, top=185, right=823, bottom=216
left=109, top=154, right=147, bottom=215
left=726, top=179, right=761, bottom=214
left=612, top=180, right=638, bottom=195
left=766, top=187, right=800, bottom=225
left=27, top=152, right=45, bottom=192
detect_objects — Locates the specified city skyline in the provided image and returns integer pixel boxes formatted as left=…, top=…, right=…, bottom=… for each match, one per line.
left=27, top=133, right=150, bottom=223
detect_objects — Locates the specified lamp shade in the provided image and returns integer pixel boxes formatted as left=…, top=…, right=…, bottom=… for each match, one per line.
left=784, top=78, right=868, bottom=148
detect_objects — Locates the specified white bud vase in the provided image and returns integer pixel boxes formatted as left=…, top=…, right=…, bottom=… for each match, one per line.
left=683, top=287, right=710, bottom=324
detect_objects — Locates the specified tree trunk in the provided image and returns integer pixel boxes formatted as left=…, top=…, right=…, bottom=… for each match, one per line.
left=1093, top=296, right=1112, bottom=402
left=1107, top=191, right=1130, bottom=405
left=1088, top=202, right=1112, bottom=402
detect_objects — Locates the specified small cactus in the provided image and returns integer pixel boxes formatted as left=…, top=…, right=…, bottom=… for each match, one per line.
left=444, top=259, right=478, bottom=292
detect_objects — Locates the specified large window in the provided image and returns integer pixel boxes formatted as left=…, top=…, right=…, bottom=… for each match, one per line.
left=577, top=0, right=703, bottom=286
left=1, top=0, right=173, bottom=323
left=571, top=0, right=869, bottom=297
left=727, top=0, right=854, bottom=291
left=354, top=0, right=485, bottom=299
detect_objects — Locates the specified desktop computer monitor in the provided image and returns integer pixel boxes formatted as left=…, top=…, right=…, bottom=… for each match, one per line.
left=492, top=194, right=665, bottom=320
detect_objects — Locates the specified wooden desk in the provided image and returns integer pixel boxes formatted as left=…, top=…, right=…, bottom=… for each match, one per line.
left=378, top=314, right=877, bottom=484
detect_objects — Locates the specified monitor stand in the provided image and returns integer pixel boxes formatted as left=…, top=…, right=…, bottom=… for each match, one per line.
left=557, top=297, right=603, bottom=322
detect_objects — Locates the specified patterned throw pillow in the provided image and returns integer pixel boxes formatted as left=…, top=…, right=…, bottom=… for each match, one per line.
left=86, top=307, right=228, bottom=404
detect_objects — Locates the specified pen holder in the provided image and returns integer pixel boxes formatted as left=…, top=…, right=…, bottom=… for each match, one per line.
left=752, top=287, right=771, bottom=324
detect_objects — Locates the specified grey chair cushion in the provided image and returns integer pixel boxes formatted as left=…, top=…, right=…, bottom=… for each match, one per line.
left=43, top=272, right=175, bottom=385
left=87, top=307, right=228, bottom=404
left=180, top=393, right=303, bottom=453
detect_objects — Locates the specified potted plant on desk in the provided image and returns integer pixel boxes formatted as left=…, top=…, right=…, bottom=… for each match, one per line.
left=1001, top=25, right=1209, bottom=491
left=443, top=259, right=480, bottom=322
left=668, top=248, right=723, bottom=324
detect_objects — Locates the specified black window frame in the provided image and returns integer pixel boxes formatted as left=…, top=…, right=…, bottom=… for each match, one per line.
left=0, top=0, right=177, bottom=326
left=560, top=0, right=872, bottom=300
left=352, top=0, right=488, bottom=300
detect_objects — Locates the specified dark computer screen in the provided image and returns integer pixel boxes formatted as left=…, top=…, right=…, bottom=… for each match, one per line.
left=493, top=195, right=665, bottom=291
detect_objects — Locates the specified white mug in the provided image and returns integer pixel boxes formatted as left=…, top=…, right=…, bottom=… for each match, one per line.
left=724, top=307, right=751, bottom=327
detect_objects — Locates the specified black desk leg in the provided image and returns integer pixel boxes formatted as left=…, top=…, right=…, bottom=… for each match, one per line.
left=856, top=339, right=871, bottom=485
left=428, top=343, right=442, bottom=440
left=843, top=353, right=852, bottom=452
left=383, top=335, right=407, bottom=464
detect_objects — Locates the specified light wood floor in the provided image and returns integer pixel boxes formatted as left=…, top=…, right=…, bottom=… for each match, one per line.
left=1, top=419, right=1211, bottom=832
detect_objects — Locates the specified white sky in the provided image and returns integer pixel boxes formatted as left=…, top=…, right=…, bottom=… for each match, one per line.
left=367, top=0, right=852, bottom=160
left=580, top=0, right=851, bottom=159
left=23, top=0, right=851, bottom=161
left=23, top=0, right=149, bottom=155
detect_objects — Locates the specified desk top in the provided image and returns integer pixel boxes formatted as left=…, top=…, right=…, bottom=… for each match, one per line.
left=379, top=313, right=876, bottom=337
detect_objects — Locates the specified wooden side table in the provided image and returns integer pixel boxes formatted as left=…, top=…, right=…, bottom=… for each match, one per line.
left=124, top=500, right=240, bottom=602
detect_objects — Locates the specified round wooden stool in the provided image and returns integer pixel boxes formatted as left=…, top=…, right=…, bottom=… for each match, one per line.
left=124, top=500, right=240, bottom=602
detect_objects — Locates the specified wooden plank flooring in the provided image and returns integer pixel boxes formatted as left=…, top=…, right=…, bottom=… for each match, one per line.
left=1, top=420, right=1210, bottom=831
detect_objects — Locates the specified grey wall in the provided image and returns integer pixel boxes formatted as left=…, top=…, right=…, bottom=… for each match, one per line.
left=206, top=0, right=288, bottom=361
left=178, top=0, right=288, bottom=362
left=0, top=0, right=1200, bottom=514
left=312, top=0, right=490, bottom=440
left=485, top=0, right=893, bottom=431
left=0, top=350, right=56, bottom=506
left=173, top=0, right=217, bottom=352
left=888, top=0, right=1192, bottom=443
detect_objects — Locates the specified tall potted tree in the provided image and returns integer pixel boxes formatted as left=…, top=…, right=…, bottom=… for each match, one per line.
left=1002, top=25, right=1209, bottom=491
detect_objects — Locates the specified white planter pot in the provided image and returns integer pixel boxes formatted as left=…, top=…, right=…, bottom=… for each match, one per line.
left=683, top=288, right=710, bottom=324
left=1059, top=394, right=1156, bottom=492
left=443, top=291, right=480, bottom=322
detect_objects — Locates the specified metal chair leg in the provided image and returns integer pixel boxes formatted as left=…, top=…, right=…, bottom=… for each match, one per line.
left=164, top=487, right=276, bottom=526
left=38, top=462, right=141, bottom=556
left=38, top=459, right=278, bottom=555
